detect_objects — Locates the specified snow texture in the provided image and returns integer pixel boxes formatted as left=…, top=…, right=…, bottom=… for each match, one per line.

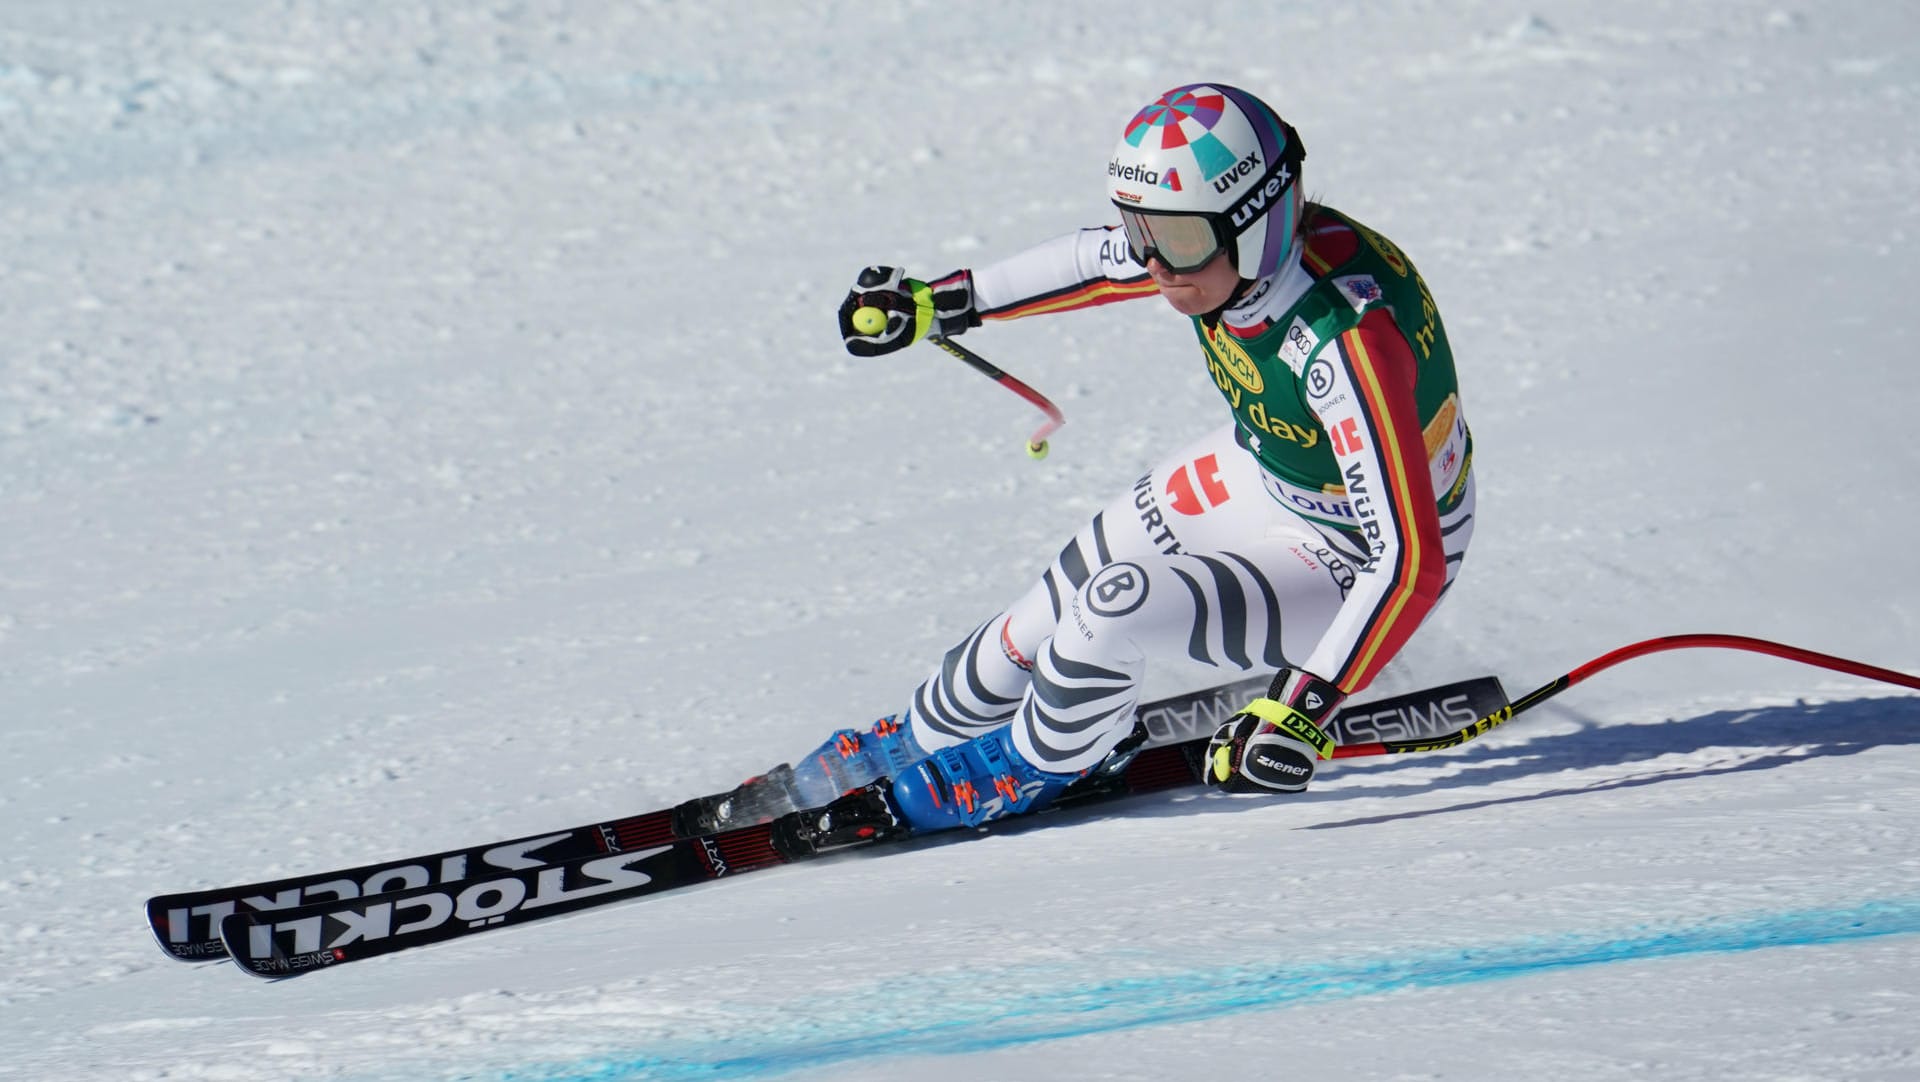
left=2, top=1, right=1918, bottom=1079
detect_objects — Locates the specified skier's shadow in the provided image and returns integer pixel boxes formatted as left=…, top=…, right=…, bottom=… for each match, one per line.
left=1071, top=693, right=1920, bottom=831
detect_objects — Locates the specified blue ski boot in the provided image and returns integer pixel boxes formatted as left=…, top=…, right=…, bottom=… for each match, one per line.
left=890, top=725, right=1082, bottom=833
left=670, top=715, right=926, bottom=837
left=785, top=714, right=928, bottom=808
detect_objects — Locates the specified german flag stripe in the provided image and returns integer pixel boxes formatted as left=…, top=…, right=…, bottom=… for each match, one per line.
left=984, top=277, right=1159, bottom=321
left=1326, top=330, right=1408, bottom=681
left=1329, top=311, right=1446, bottom=690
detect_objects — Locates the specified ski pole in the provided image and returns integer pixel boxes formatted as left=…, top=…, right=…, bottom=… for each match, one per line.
left=926, top=334, right=1064, bottom=460
left=850, top=304, right=1064, bottom=460
left=1333, top=633, right=1920, bottom=760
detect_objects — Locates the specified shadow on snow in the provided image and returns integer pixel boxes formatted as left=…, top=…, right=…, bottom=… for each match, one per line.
left=1006, top=692, right=1920, bottom=836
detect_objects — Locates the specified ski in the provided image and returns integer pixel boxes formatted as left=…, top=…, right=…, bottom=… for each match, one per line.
left=210, top=675, right=1510, bottom=978
left=154, top=672, right=1508, bottom=968
left=147, top=802, right=687, bottom=963
left=145, top=676, right=1254, bottom=962
left=215, top=738, right=1214, bottom=977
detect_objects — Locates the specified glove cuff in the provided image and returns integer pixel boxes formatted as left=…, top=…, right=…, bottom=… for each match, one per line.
left=908, top=270, right=980, bottom=340
left=1269, top=670, right=1345, bottom=722
left=1240, top=698, right=1336, bottom=760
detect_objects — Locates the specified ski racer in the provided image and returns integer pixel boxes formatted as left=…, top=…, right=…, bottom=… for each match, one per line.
left=685, top=83, right=1476, bottom=836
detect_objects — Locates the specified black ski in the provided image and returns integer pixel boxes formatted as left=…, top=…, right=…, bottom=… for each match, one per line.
left=156, top=672, right=1508, bottom=970
left=216, top=741, right=1207, bottom=977
left=148, top=802, right=691, bottom=962
left=146, top=675, right=1265, bottom=963
left=212, top=675, right=1510, bottom=978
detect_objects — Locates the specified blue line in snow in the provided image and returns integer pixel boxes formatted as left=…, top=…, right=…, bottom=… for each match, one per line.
left=499, top=898, right=1920, bottom=1082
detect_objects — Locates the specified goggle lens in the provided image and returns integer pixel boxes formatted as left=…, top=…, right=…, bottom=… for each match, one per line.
left=1118, top=209, right=1224, bottom=274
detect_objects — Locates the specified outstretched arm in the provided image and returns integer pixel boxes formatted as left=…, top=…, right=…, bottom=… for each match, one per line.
left=839, top=227, right=1161, bottom=355
left=971, top=227, right=1159, bottom=321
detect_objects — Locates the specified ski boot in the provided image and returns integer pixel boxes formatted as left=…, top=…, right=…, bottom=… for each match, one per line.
left=782, top=713, right=928, bottom=808
left=669, top=714, right=926, bottom=836
left=889, top=725, right=1082, bottom=833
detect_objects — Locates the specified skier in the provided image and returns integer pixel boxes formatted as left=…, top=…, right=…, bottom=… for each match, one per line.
left=682, top=83, right=1475, bottom=837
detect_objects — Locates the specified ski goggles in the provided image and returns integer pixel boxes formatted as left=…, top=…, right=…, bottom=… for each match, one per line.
left=1116, top=207, right=1228, bottom=274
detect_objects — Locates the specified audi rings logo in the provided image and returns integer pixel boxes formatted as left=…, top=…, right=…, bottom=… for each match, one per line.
left=1086, top=562, right=1150, bottom=618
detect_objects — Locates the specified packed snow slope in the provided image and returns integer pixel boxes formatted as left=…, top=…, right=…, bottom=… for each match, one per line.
left=3, top=1, right=1918, bottom=1079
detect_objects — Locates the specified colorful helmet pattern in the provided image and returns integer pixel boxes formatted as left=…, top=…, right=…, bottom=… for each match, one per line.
left=1107, top=84, right=1306, bottom=280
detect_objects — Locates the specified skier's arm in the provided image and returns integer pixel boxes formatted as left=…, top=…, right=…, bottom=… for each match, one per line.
left=1204, top=310, right=1449, bottom=795
left=971, top=227, right=1159, bottom=321
left=839, top=228, right=1158, bottom=356
left=1296, top=307, right=1449, bottom=697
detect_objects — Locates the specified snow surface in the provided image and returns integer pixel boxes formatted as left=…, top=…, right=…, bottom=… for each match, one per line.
left=4, top=1, right=1918, bottom=1078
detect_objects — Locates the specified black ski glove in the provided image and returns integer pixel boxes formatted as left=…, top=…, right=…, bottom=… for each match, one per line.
left=838, top=266, right=979, bottom=357
left=1203, top=670, right=1345, bottom=793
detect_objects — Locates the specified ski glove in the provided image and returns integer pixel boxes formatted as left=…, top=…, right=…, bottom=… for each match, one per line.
left=1203, top=670, right=1346, bottom=793
left=838, top=266, right=979, bottom=357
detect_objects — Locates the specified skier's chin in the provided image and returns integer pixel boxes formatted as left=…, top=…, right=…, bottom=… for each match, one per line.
left=1149, top=253, right=1238, bottom=315
left=1159, top=285, right=1217, bottom=317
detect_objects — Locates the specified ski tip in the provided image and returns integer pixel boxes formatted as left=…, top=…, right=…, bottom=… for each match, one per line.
left=218, top=912, right=337, bottom=980
left=144, top=897, right=232, bottom=963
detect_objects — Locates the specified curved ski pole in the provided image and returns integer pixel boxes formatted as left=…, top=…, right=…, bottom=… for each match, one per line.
left=927, top=333, right=1064, bottom=459
left=1333, top=633, right=1920, bottom=760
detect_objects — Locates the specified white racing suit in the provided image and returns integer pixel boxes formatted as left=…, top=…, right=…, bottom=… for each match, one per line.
left=903, top=204, right=1476, bottom=772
